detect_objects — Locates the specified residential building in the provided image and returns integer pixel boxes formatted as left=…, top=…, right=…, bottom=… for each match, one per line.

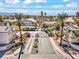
left=0, top=26, right=14, bottom=44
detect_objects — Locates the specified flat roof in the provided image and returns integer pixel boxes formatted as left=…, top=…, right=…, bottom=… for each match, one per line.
left=26, top=18, right=37, bottom=22
left=0, top=26, right=10, bottom=32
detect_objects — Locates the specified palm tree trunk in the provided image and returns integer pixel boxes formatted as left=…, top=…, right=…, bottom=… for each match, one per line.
left=60, top=19, right=64, bottom=45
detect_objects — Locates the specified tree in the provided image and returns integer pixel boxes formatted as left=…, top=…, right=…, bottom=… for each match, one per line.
left=76, top=12, right=79, bottom=19
left=44, top=12, right=47, bottom=16
left=73, top=16, right=79, bottom=26
left=74, top=12, right=79, bottom=26
left=15, top=13, right=23, bottom=59
left=57, top=13, right=68, bottom=45
left=41, top=11, right=43, bottom=16
left=0, top=16, right=3, bottom=22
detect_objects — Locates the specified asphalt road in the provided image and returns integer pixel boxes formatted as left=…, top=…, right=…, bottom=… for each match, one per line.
left=20, top=30, right=64, bottom=59
left=38, top=31, right=55, bottom=54
left=4, top=31, right=66, bottom=59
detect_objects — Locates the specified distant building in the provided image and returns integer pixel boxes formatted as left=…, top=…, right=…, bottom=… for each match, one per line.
left=26, top=18, right=37, bottom=23
left=43, top=19, right=56, bottom=25
left=0, top=26, right=14, bottom=44
left=21, top=18, right=37, bottom=30
left=65, top=17, right=75, bottom=24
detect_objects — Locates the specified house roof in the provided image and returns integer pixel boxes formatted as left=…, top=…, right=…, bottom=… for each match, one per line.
left=65, top=17, right=75, bottom=23
left=0, top=26, right=10, bottom=32
left=43, top=21, right=55, bottom=25
left=8, top=19, right=18, bottom=22
left=26, top=18, right=37, bottom=22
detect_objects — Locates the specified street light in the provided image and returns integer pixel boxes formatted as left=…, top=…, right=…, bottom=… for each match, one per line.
left=15, top=13, right=24, bottom=59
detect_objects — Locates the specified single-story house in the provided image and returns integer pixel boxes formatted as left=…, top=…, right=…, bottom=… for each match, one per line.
left=0, top=26, right=14, bottom=44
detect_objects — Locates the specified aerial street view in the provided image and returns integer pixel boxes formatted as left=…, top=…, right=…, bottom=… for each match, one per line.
left=0, top=0, right=79, bottom=59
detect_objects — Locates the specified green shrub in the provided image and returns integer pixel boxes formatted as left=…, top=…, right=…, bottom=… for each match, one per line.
left=22, top=27, right=30, bottom=31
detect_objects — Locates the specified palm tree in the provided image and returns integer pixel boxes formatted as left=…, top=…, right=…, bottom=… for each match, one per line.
left=76, top=12, right=79, bottom=19
left=15, top=13, right=23, bottom=59
left=74, top=12, right=79, bottom=26
left=73, top=16, right=79, bottom=26
left=0, top=16, right=3, bottom=22
left=41, top=11, right=43, bottom=16
left=44, top=12, right=47, bottom=16
left=57, top=13, right=67, bottom=45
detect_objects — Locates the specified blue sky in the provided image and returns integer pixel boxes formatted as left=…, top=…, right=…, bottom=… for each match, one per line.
left=0, top=0, right=79, bottom=15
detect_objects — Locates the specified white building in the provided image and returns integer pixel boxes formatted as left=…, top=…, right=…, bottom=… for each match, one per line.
left=0, top=26, right=13, bottom=44
left=43, top=21, right=55, bottom=25
left=64, top=17, right=75, bottom=24
left=26, top=18, right=37, bottom=23
left=21, top=18, right=37, bottom=30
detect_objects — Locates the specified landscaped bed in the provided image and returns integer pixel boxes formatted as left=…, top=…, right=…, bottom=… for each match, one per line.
left=52, top=35, right=79, bottom=59
left=5, top=45, right=21, bottom=55
left=4, top=32, right=30, bottom=56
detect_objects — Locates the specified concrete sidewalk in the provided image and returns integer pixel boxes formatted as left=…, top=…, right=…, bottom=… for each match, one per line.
left=49, top=37, right=73, bottom=59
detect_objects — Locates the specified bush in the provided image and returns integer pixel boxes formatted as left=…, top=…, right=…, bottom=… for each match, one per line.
left=22, top=27, right=30, bottom=31
left=14, top=26, right=30, bottom=31
left=73, top=31, right=79, bottom=37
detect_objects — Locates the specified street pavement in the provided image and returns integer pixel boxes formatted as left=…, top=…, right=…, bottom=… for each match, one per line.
left=4, top=30, right=68, bottom=59
left=24, top=31, right=37, bottom=54
left=20, top=30, right=66, bottom=59
left=38, top=31, right=55, bottom=54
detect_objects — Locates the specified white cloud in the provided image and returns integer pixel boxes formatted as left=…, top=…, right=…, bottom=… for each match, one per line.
left=27, top=10, right=42, bottom=15
left=66, top=2, right=78, bottom=9
left=24, top=0, right=47, bottom=4
left=35, top=0, right=47, bottom=3
left=15, top=9, right=28, bottom=13
left=0, top=8, right=8, bottom=12
left=5, top=5, right=10, bottom=7
left=0, top=2, right=4, bottom=6
left=63, top=0, right=70, bottom=2
left=52, top=5, right=63, bottom=8
left=35, top=5, right=42, bottom=8
left=22, top=5, right=28, bottom=8
left=5, top=0, right=20, bottom=4
left=24, top=0, right=34, bottom=4
left=0, top=8, right=5, bottom=10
